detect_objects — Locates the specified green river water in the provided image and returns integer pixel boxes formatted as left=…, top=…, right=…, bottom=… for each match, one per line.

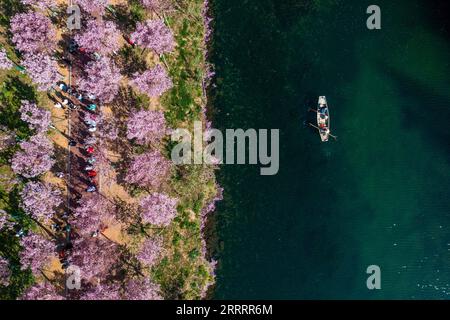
left=210, top=0, right=450, bottom=299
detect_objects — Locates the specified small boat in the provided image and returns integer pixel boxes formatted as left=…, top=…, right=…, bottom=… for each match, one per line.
left=317, top=96, right=330, bottom=142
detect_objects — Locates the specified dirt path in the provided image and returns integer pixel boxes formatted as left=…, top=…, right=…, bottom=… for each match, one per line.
left=44, top=0, right=152, bottom=286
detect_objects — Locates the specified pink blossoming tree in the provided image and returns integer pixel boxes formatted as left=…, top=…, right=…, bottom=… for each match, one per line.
left=137, top=237, right=163, bottom=267
left=21, top=53, right=61, bottom=91
left=124, top=278, right=162, bottom=300
left=126, top=109, right=167, bottom=145
left=78, top=56, right=122, bottom=103
left=140, top=0, right=173, bottom=13
left=0, top=49, right=13, bottom=70
left=21, top=281, right=64, bottom=300
left=75, top=20, right=121, bottom=55
left=79, top=282, right=121, bottom=300
left=0, top=209, right=12, bottom=230
left=20, top=0, right=57, bottom=9
left=139, top=193, right=178, bottom=226
left=129, top=64, right=173, bottom=98
left=125, top=151, right=171, bottom=188
left=71, top=194, right=115, bottom=237
left=131, top=19, right=175, bottom=55
left=71, top=238, right=119, bottom=280
left=10, top=12, right=56, bottom=54
left=74, top=0, right=109, bottom=16
left=19, top=233, right=56, bottom=275
left=11, top=134, right=55, bottom=178
left=0, top=257, right=11, bottom=286
left=97, top=115, right=119, bottom=141
left=19, top=100, right=51, bottom=133
left=20, top=181, right=62, bottom=223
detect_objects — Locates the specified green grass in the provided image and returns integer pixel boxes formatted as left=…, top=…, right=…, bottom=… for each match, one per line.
left=163, top=4, right=206, bottom=127
left=138, top=0, right=217, bottom=299
left=0, top=75, right=35, bottom=140
left=0, top=170, right=35, bottom=299
left=0, top=19, right=43, bottom=300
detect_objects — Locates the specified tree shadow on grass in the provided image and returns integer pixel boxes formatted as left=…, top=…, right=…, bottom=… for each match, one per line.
left=0, top=75, right=36, bottom=139
left=0, top=0, right=24, bottom=29
left=52, top=144, right=68, bottom=177
left=106, top=1, right=146, bottom=34
left=115, top=46, right=148, bottom=77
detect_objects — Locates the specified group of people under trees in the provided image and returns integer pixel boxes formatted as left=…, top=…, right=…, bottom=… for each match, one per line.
left=48, top=35, right=114, bottom=270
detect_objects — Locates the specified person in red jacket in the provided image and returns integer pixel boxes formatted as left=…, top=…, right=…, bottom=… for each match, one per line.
left=86, top=146, right=94, bottom=154
left=87, top=170, right=97, bottom=178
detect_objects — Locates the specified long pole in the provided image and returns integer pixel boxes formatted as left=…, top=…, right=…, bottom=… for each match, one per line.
left=307, top=123, right=338, bottom=140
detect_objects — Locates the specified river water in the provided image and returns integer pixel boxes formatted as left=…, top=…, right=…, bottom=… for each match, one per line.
left=210, top=0, right=450, bottom=299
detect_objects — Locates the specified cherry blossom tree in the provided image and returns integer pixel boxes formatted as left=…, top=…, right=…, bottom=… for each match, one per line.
left=0, top=49, right=13, bottom=70
left=201, top=185, right=223, bottom=222
left=0, top=209, right=12, bottom=230
left=129, top=65, right=173, bottom=98
left=141, top=0, right=173, bottom=13
left=124, top=278, right=162, bottom=300
left=75, top=20, right=121, bottom=55
left=21, top=53, right=61, bottom=91
left=11, top=134, right=55, bottom=178
left=21, top=281, right=64, bottom=300
left=125, top=151, right=171, bottom=188
left=74, top=0, right=109, bottom=16
left=71, top=194, right=115, bottom=236
left=20, top=181, right=62, bottom=223
left=19, top=233, right=56, bottom=275
left=97, top=115, right=119, bottom=141
left=78, top=56, right=122, bottom=103
left=19, top=100, right=51, bottom=133
left=131, top=19, right=175, bottom=55
left=20, top=0, right=57, bottom=9
left=126, top=109, right=167, bottom=145
left=10, top=12, right=56, bottom=54
left=0, top=210, right=6, bottom=229
left=79, top=282, right=121, bottom=300
left=71, top=238, right=119, bottom=280
left=137, top=237, right=162, bottom=267
left=139, top=193, right=178, bottom=226
left=0, top=257, right=11, bottom=286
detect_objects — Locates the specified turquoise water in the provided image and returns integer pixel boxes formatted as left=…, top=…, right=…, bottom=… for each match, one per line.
left=210, top=0, right=450, bottom=299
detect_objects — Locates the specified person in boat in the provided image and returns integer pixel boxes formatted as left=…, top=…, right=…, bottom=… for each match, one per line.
left=319, top=107, right=328, bottom=115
